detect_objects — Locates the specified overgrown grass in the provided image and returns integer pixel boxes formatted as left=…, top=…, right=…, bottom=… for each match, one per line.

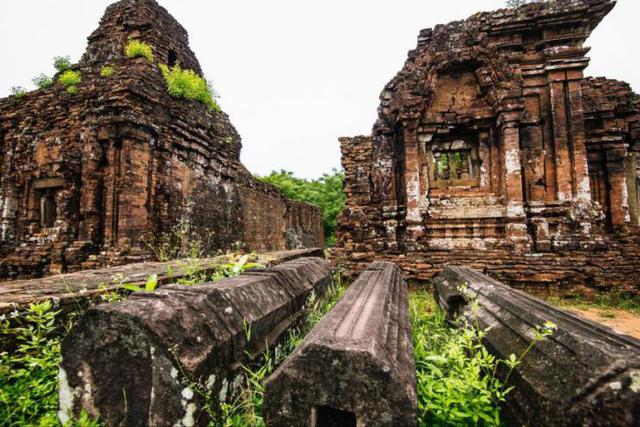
left=548, top=291, right=640, bottom=315
left=33, top=73, right=54, bottom=89
left=10, top=86, right=27, bottom=98
left=159, top=63, right=220, bottom=112
left=99, top=65, right=115, bottom=78
left=211, top=276, right=345, bottom=426
left=124, top=39, right=154, bottom=62
left=57, top=70, right=81, bottom=94
left=0, top=302, right=99, bottom=426
left=410, top=291, right=554, bottom=426
left=0, top=253, right=267, bottom=426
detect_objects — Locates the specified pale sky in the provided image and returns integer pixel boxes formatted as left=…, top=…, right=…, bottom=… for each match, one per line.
left=1, top=0, right=638, bottom=179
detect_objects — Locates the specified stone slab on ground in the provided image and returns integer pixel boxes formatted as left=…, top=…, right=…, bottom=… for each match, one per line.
left=434, top=266, right=640, bottom=427
left=263, top=261, right=416, bottom=427
left=0, top=248, right=323, bottom=314
left=59, top=256, right=331, bottom=426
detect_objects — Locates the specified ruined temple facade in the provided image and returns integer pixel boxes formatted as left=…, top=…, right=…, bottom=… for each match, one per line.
left=0, top=0, right=323, bottom=280
left=335, top=0, right=640, bottom=293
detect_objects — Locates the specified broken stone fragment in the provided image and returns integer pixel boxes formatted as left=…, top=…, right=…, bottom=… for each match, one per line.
left=433, top=266, right=640, bottom=427
left=59, top=257, right=331, bottom=426
left=264, top=261, right=416, bottom=427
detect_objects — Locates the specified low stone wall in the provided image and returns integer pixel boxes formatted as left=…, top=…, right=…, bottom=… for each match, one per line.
left=433, top=266, right=640, bottom=426
left=264, top=261, right=416, bottom=426
left=332, top=231, right=640, bottom=295
left=59, top=256, right=331, bottom=426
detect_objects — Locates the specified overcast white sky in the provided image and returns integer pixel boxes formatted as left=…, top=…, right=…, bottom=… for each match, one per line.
left=1, top=0, right=638, bottom=179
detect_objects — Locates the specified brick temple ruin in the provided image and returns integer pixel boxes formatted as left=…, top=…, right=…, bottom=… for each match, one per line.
left=0, top=0, right=323, bottom=280
left=335, top=0, right=640, bottom=294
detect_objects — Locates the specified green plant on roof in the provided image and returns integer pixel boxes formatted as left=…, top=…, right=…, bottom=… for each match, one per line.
left=159, top=63, right=220, bottom=112
left=124, top=39, right=154, bottom=63
left=57, top=70, right=81, bottom=94
left=32, top=74, right=53, bottom=89
left=100, top=65, right=116, bottom=78
left=10, top=86, right=27, bottom=98
left=122, top=274, right=159, bottom=293
left=53, top=55, right=72, bottom=73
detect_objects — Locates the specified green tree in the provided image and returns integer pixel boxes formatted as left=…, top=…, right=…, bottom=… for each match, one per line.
left=259, top=169, right=345, bottom=246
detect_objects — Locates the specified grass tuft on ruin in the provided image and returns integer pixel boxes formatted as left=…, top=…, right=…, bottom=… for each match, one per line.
left=159, top=63, right=220, bottom=112
left=124, top=39, right=154, bottom=62
left=99, top=65, right=115, bottom=78
left=58, top=70, right=81, bottom=94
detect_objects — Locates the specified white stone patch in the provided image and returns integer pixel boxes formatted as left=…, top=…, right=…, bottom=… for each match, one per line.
left=578, top=176, right=591, bottom=201
left=630, top=370, right=640, bottom=393
left=58, top=367, right=74, bottom=425
left=206, top=375, right=216, bottom=390
left=219, top=378, right=229, bottom=402
left=181, top=387, right=194, bottom=401
left=224, top=306, right=233, bottom=314
left=609, top=381, right=622, bottom=391
left=179, top=403, right=197, bottom=427
left=504, top=148, right=521, bottom=174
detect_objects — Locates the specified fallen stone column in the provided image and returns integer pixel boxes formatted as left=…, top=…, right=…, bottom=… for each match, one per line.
left=264, top=261, right=416, bottom=427
left=434, top=266, right=640, bottom=427
left=59, top=257, right=330, bottom=427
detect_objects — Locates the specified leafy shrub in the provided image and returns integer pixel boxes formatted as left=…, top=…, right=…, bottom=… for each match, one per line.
left=33, top=73, right=53, bottom=89
left=53, top=55, right=72, bottom=72
left=159, top=63, right=220, bottom=111
left=0, top=302, right=62, bottom=424
left=58, top=70, right=81, bottom=95
left=259, top=169, right=346, bottom=245
left=124, top=39, right=154, bottom=62
left=10, top=86, right=27, bottom=98
left=0, top=302, right=101, bottom=426
left=100, top=65, right=115, bottom=78
left=411, top=291, right=555, bottom=426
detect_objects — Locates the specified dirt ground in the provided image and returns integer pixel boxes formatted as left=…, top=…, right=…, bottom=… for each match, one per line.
left=561, top=306, right=640, bottom=340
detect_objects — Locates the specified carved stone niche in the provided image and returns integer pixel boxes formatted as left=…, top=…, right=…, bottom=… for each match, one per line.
left=428, top=132, right=481, bottom=190
left=31, top=178, right=64, bottom=232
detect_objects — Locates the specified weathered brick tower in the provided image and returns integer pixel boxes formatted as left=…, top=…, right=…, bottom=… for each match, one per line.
left=335, top=0, right=640, bottom=294
left=0, top=0, right=323, bottom=279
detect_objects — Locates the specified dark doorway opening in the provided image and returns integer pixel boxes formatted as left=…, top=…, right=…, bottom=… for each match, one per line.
left=168, top=50, right=178, bottom=67
left=40, top=190, right=57, bottom=228
left=311, top=405, right=357, bottom=427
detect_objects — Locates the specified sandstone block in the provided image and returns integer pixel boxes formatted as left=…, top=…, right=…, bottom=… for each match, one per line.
left=433, top=266, right=640, bottom=426
left=264, top=261, right=416, bottom=426
left=59, top=257, right=331, bottom=426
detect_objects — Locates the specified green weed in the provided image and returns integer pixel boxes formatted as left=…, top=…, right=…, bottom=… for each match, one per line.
left=99, top=65, right=115, bottom=78
left=124, top=39, right=153, bottom=62
left=53, top=56, right=72, bottom=72
left=411, top=291, right=554, bottom=426
left=58, top=70, right=81, bottom=94
left=10, top=86, right=27, bottom=98
left=159, top=63, right=220, bottom=112
left=33, top=73, right=54, bottom=89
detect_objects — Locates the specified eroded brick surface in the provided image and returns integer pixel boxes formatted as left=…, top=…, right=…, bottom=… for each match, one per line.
left=334, top=0, right=640, bottom=294
left=0, top=0, right=323, bottom=280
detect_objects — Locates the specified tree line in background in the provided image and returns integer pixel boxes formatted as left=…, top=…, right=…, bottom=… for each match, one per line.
left=258, top=169, right=345, bottom=246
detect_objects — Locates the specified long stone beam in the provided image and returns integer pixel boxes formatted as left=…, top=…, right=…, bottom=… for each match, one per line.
left=0, top=248, right=323, bottom=315
left=433, top=266, right=640, bottom=427
left=264, top=261, right=416, bottom=426
left=59, top=257, right=331, bottom=426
